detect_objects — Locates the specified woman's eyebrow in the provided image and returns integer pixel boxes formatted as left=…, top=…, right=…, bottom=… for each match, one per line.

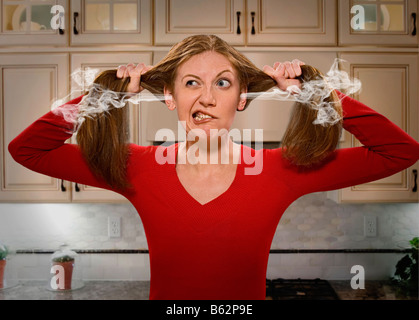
left=182, top=70, right=234, bottom=81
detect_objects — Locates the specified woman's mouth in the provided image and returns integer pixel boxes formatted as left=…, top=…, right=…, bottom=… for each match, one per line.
left=192, top=111, right=214, bottom=123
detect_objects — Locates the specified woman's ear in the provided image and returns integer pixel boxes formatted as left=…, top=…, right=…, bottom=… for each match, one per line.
left=163, top=86, right=176, bottom=111
left=237, top=90, right=247, bottom=111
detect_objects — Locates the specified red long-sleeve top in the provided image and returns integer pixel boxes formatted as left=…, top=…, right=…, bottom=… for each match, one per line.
left=8, top=92, right=419, bottom=300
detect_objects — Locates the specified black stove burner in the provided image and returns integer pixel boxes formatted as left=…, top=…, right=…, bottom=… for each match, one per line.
left=266, top=278, right=339, bottom=300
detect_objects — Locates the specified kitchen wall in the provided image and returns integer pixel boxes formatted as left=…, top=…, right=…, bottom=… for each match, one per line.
left=0, top=191, right=417, bottom=281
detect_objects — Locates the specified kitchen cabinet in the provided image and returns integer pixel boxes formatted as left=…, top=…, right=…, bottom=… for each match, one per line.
left=0, top=53, right=70, bottom=202
left=155, top=0, right=336, bottom=45
left=338, top=0, right=418, bottom=46
left=69, top=52, right=152, bottom=202
left=154, top=0, right=246, bottom=45
left=233, top=51, right=339, bottom=142
left=246, top=0, right=337, bottom=46
left=138, top=51, right=177, bottom=146
left=70, top=0, right=152, bottom=45
left=154, top=0, right=337, bottom=46
left=0, top=0, right=68, bottom=46
left=328, top=53, right=418, bottom=203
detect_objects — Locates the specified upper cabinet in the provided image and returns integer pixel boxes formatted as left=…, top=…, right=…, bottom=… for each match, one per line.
left=246, top=0, right=337, bottom=46
left=0, top=0, right=152, bottom=46
left=0, top=53, right=70, bottom=202
left=339, top=0, right=418, bottom=46
left=71, top=0, right=151, bottom=45
left=0, top=0, right=68, bottom=46
left=154, top=0, right=246, bottom=45
left=154, top=0, right=337, bottom=46
left=330, top=52, right=418, bottom=202
left=69, top=52, right=152, bottom=202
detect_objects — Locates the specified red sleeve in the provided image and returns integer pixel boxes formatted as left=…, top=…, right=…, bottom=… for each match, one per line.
left=282, top=92, right=419, bottom=196
left=8, top=95, right=113, bottom=191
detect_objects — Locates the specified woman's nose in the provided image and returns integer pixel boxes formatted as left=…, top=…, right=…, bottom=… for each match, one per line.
left=199, top=85, right=216, bottom=107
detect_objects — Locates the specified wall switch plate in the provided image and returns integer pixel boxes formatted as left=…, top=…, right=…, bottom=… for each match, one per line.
left=364, top=216, right=377, bottom=237
left=108, top=217, right=121, bottom=238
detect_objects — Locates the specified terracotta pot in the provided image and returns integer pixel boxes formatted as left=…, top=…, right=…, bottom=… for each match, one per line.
left=0, top=259, right=5, bottom=289
left=52, top=260, right=74, bottom=290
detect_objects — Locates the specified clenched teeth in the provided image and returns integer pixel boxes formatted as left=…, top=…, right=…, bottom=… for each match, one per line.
left=193, top=112, right=213, bottom=121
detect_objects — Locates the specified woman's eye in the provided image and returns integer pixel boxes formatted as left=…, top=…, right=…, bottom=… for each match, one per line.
left=217, top=79, right=231, bottom=88
left=186, top=80, right=198, bottom=87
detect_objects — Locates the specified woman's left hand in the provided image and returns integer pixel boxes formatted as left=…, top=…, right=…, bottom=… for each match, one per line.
left=263, top=59, right=305, bottom=92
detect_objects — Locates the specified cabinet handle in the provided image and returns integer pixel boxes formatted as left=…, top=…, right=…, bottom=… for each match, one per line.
left=251, top=12, right=256, bottom=35
left=73, top=12, right=79, bottom=35
left=58, top=12, right=64, bottom=35
left=412, top=13, right=417, bottom=36
left=236, top=11, right=241, bottom=35
left=413, top=169, right=418, bottom=192
left=75, top=183, right=80, bottom=192
left=61, top=180, right=66, bottom=192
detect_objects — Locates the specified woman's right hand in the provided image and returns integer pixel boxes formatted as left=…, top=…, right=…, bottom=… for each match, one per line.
left=116, top=63, right=152, bottom=93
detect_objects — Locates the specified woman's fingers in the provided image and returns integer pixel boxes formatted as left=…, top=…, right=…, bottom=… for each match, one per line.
left=263, top=59, right=305, bottom=92
left=116, top=63, right=152, bottom=93
left=284, top=61, right=296, bottom=79
left=291, top=59, right=305, bottom=77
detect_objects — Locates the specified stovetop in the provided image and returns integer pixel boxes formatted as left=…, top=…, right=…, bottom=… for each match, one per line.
left=266, top=278, right=340, bottom=300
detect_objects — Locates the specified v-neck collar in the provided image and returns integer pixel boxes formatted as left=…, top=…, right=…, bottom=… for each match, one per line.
left=169, top=142, right=243, bottom=207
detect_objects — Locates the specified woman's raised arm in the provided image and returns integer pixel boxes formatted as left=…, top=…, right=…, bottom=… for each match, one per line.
left=8, top=96, right=114, bottom=191
left=279, top=92, right=419, bottom=196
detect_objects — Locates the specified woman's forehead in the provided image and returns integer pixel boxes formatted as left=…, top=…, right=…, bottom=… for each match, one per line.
left=176, top=51, right=237, bottom=77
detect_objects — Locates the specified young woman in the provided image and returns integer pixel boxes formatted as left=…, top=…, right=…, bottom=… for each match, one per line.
left=9, top=35, right=419, bottom=300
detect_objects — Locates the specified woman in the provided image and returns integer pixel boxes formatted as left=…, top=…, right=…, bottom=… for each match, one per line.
left=9, top=35, right=419, bottom=300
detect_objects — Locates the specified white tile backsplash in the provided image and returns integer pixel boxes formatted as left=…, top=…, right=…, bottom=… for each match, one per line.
left=0, top=192, right=417, bottom=281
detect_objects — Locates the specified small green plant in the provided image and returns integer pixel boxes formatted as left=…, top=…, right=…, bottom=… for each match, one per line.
left=392, top=237, right=418, bottom=297
left=0, top=244, right=8, bottom=260
left=52, top=255, right=75, bottom=263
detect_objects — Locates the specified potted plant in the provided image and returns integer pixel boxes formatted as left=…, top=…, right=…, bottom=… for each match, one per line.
left=392, top=237, right=418, bottom=298
left=51, top=245, right=76, bottom=290
left=0, top=243, right=8, bottom=289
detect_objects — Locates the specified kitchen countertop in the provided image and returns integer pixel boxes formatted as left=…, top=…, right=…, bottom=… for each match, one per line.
left=0, top=280, right=416, bottom=300
left=0, top=280, right=150, bottom=300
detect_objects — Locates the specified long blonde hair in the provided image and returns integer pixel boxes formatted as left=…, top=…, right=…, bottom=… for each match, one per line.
left=76, top=35, right=342, bottom=189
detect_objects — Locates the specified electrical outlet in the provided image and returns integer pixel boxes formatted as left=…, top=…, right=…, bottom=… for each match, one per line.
left=108, top=217, right=121, bottom=238
left=364, top=216, right=377, bottom=237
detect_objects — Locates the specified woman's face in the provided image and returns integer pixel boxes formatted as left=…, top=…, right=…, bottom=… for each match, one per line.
left=164, top=51, right=247, bottom=136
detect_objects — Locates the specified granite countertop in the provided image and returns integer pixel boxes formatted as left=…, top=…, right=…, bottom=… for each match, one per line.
left=0, top=281, right=150, bottom=300
left=0, top=280, right=415, bottom=300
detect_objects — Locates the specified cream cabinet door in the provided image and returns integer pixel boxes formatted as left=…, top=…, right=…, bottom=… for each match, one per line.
left=70, top=0, right=151, bottom=45
left=0, top=53, right=70, bottom=202
left=154, top=0, right=245, bottom=45
left=70, top=52, right=152, bottom=202
left=0, top=0, right=68, bottom=46
left=246, top=0, right=337, bottom=46
left=339, top=0, right=418, bottom=46
left=329, top=53, right=418, bottom=203
left=233, top=51, right=338, bottom=142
